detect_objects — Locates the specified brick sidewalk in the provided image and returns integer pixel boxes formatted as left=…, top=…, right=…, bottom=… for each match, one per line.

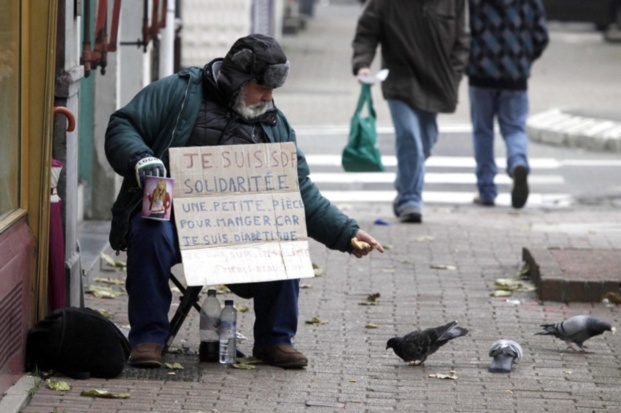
left=20, top=205, right=621, bottom=413
left=18, top=2, right=621, bottom=412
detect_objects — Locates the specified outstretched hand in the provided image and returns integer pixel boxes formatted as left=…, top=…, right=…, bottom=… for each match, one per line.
left=350, top=229, right=384, bottom=258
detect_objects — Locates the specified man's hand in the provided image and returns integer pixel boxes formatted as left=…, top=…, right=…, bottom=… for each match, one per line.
left=350, top=229, right=384, bottom=258
left=134, top=156, right=166, bottom=188
left=356, top=67, right=372, bottom=84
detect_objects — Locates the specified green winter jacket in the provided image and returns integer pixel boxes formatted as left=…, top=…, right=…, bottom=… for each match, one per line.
left=105, top=66, right=359, bottom=253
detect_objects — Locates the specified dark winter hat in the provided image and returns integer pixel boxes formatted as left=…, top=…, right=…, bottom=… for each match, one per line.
left=218, top=34, right=289, bottom=102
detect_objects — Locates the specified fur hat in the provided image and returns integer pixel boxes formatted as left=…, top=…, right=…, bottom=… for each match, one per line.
left=217, top=34, right=289, bottom=104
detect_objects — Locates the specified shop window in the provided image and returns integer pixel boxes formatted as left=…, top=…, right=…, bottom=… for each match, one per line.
left=0, top=0, right=19, bottom=221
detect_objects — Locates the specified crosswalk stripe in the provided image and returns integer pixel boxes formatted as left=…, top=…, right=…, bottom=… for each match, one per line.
left=309, top=172, right=564, bottom=185
left=320, top=190, right=572, bottom=207
left=305, top=155, right=572, bottom=207
left=295, top=123, right=474, bottom=135
left=304, top=155, right=563, bottom=169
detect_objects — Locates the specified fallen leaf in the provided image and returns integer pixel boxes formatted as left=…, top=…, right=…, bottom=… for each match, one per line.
left=96, top=309, right=113, bottom=319
left=312, top=263, right=323, bottom=277
left=234, top=304, right=249, bottom=313
left=216, top=285, right=231, bottom=294
left=164, top=362, right=184, bottom=370
left=300, top=283, right=312, bottom=289
left=94, top=277, right=125, bottom=286
left=430, top=264, right=456, bottom=270
left=603, top=291, right=621, bottom=304
left=365, top=323, right=378, bottom=329
left=305, top=316, right=328, bottom=326
left=81, top=389, right=130, bottom=399
left=232, top=362, right=256, bottom=370
left=100, top=253, right=127, bottom=269
left=382, top=243, right=394, bottom=250
left=490, top=290, right=512, bottom=297
left=86, top=285, right=122, bottom=299
left=45, top=379, right=72, bottom=391
left=495, top=278, right=536, bottom=292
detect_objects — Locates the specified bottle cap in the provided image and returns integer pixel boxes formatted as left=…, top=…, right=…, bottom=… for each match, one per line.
left=225, top=299, right=234, bottom=306
left=207, top=289, right=217, bottom=297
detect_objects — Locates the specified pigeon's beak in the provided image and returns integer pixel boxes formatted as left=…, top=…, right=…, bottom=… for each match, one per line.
left=612, top=327, right=616, bottom=335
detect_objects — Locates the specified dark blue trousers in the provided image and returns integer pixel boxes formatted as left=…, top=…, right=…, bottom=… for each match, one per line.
left=126, top=212, right=300, bottom=351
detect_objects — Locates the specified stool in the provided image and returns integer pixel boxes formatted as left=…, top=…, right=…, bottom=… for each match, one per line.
left=163, top=274, right=202, bottom=355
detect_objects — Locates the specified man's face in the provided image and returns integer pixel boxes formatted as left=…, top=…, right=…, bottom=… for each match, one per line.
left=233, top=80, right=274, bottom=119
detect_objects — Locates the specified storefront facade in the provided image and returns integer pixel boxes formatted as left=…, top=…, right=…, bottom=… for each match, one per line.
left=0, top=1, right=58, bottom=394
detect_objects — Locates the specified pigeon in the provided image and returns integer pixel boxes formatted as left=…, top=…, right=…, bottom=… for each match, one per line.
left=535, top=315, right=616, bottom=352
left=386, top=321, right=469, bottom=366
left=488, top=339, right=523, bottom=373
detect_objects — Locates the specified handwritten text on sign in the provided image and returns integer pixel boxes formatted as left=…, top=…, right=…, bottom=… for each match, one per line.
left=170, top=143, right=314, bottom=286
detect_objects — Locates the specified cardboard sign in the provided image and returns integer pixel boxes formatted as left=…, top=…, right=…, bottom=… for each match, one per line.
left=169, top=142, right=314, bottom=286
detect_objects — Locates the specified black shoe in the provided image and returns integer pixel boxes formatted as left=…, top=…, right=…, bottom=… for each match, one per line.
left=511, top=165, right=529, bottom=209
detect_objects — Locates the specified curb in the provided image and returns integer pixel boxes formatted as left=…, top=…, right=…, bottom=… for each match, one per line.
left=523, top=247, right=621, bottom=302
left=0, top=376, right=34, bottom=413
left=527, top=108, right=621, bottom=152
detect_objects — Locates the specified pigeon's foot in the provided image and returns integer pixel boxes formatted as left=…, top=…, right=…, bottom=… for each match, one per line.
left=408, top=360, right=424, bottom=367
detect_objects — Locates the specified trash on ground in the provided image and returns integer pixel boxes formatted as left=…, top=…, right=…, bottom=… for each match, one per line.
left=80, top=389, right=130, bottom=399
left=429, top=370, right=458, bottom=380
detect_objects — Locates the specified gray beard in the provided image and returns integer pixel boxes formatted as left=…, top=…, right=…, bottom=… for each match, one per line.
left=233, top=91, right=271, bottom=120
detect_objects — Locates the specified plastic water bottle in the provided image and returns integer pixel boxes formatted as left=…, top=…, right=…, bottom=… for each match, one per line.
left=199, top=289, right=221, bottom=362
left=218, top=300, right=237, bottom=365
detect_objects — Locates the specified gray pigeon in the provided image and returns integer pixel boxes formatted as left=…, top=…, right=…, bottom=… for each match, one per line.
left=488, top=339, right=523, bottom=373
left=386, top=321, right=469, bottom=366
left=535, top=315, right=616, bottom=352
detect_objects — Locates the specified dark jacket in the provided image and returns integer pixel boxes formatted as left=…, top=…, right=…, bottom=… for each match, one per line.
left=105, top=66, right=359, bottom=253
left=352, top=0, right=471, bottom=113
left=466, top=0, right=549, bottom=90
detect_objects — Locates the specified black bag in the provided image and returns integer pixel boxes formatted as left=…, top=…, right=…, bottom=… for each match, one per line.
left=25, top=307, right=130, bottom=379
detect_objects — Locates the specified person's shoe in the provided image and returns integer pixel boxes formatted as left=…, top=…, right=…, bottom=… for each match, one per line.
left=511, top=165, right=529, bottom=209
left=129, top=343, right=163, bottom=368
left=398, top=206, right=422, bottom=223
left=473, top=193, right=495, bottom=207
left=253, top=344, right=308, bottom=369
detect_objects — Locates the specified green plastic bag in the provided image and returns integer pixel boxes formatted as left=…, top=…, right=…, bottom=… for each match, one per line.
left=342, top=84, right=385, bottom=172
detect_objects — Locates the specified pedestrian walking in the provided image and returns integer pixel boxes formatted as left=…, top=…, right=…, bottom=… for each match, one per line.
left=467, top=0, right=549, bottom=208
left=351, top=0, right=470, bottom=223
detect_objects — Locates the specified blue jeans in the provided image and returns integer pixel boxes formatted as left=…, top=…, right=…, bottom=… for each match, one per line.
left=126, top=212, right=300, bottom=351
left=469, top=86, right=530, bottom=201
left=387, top=99, right=438, bottom=215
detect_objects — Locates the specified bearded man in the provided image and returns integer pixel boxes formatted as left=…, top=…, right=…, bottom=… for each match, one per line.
left=105, top=34, right=383, bottom=369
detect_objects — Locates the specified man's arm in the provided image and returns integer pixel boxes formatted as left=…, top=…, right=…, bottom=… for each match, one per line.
left=531, top=0, right=549, bottom=61
left=450, top=0, right=471, bottom=76
left=351, top=0, right=381, bottom=76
